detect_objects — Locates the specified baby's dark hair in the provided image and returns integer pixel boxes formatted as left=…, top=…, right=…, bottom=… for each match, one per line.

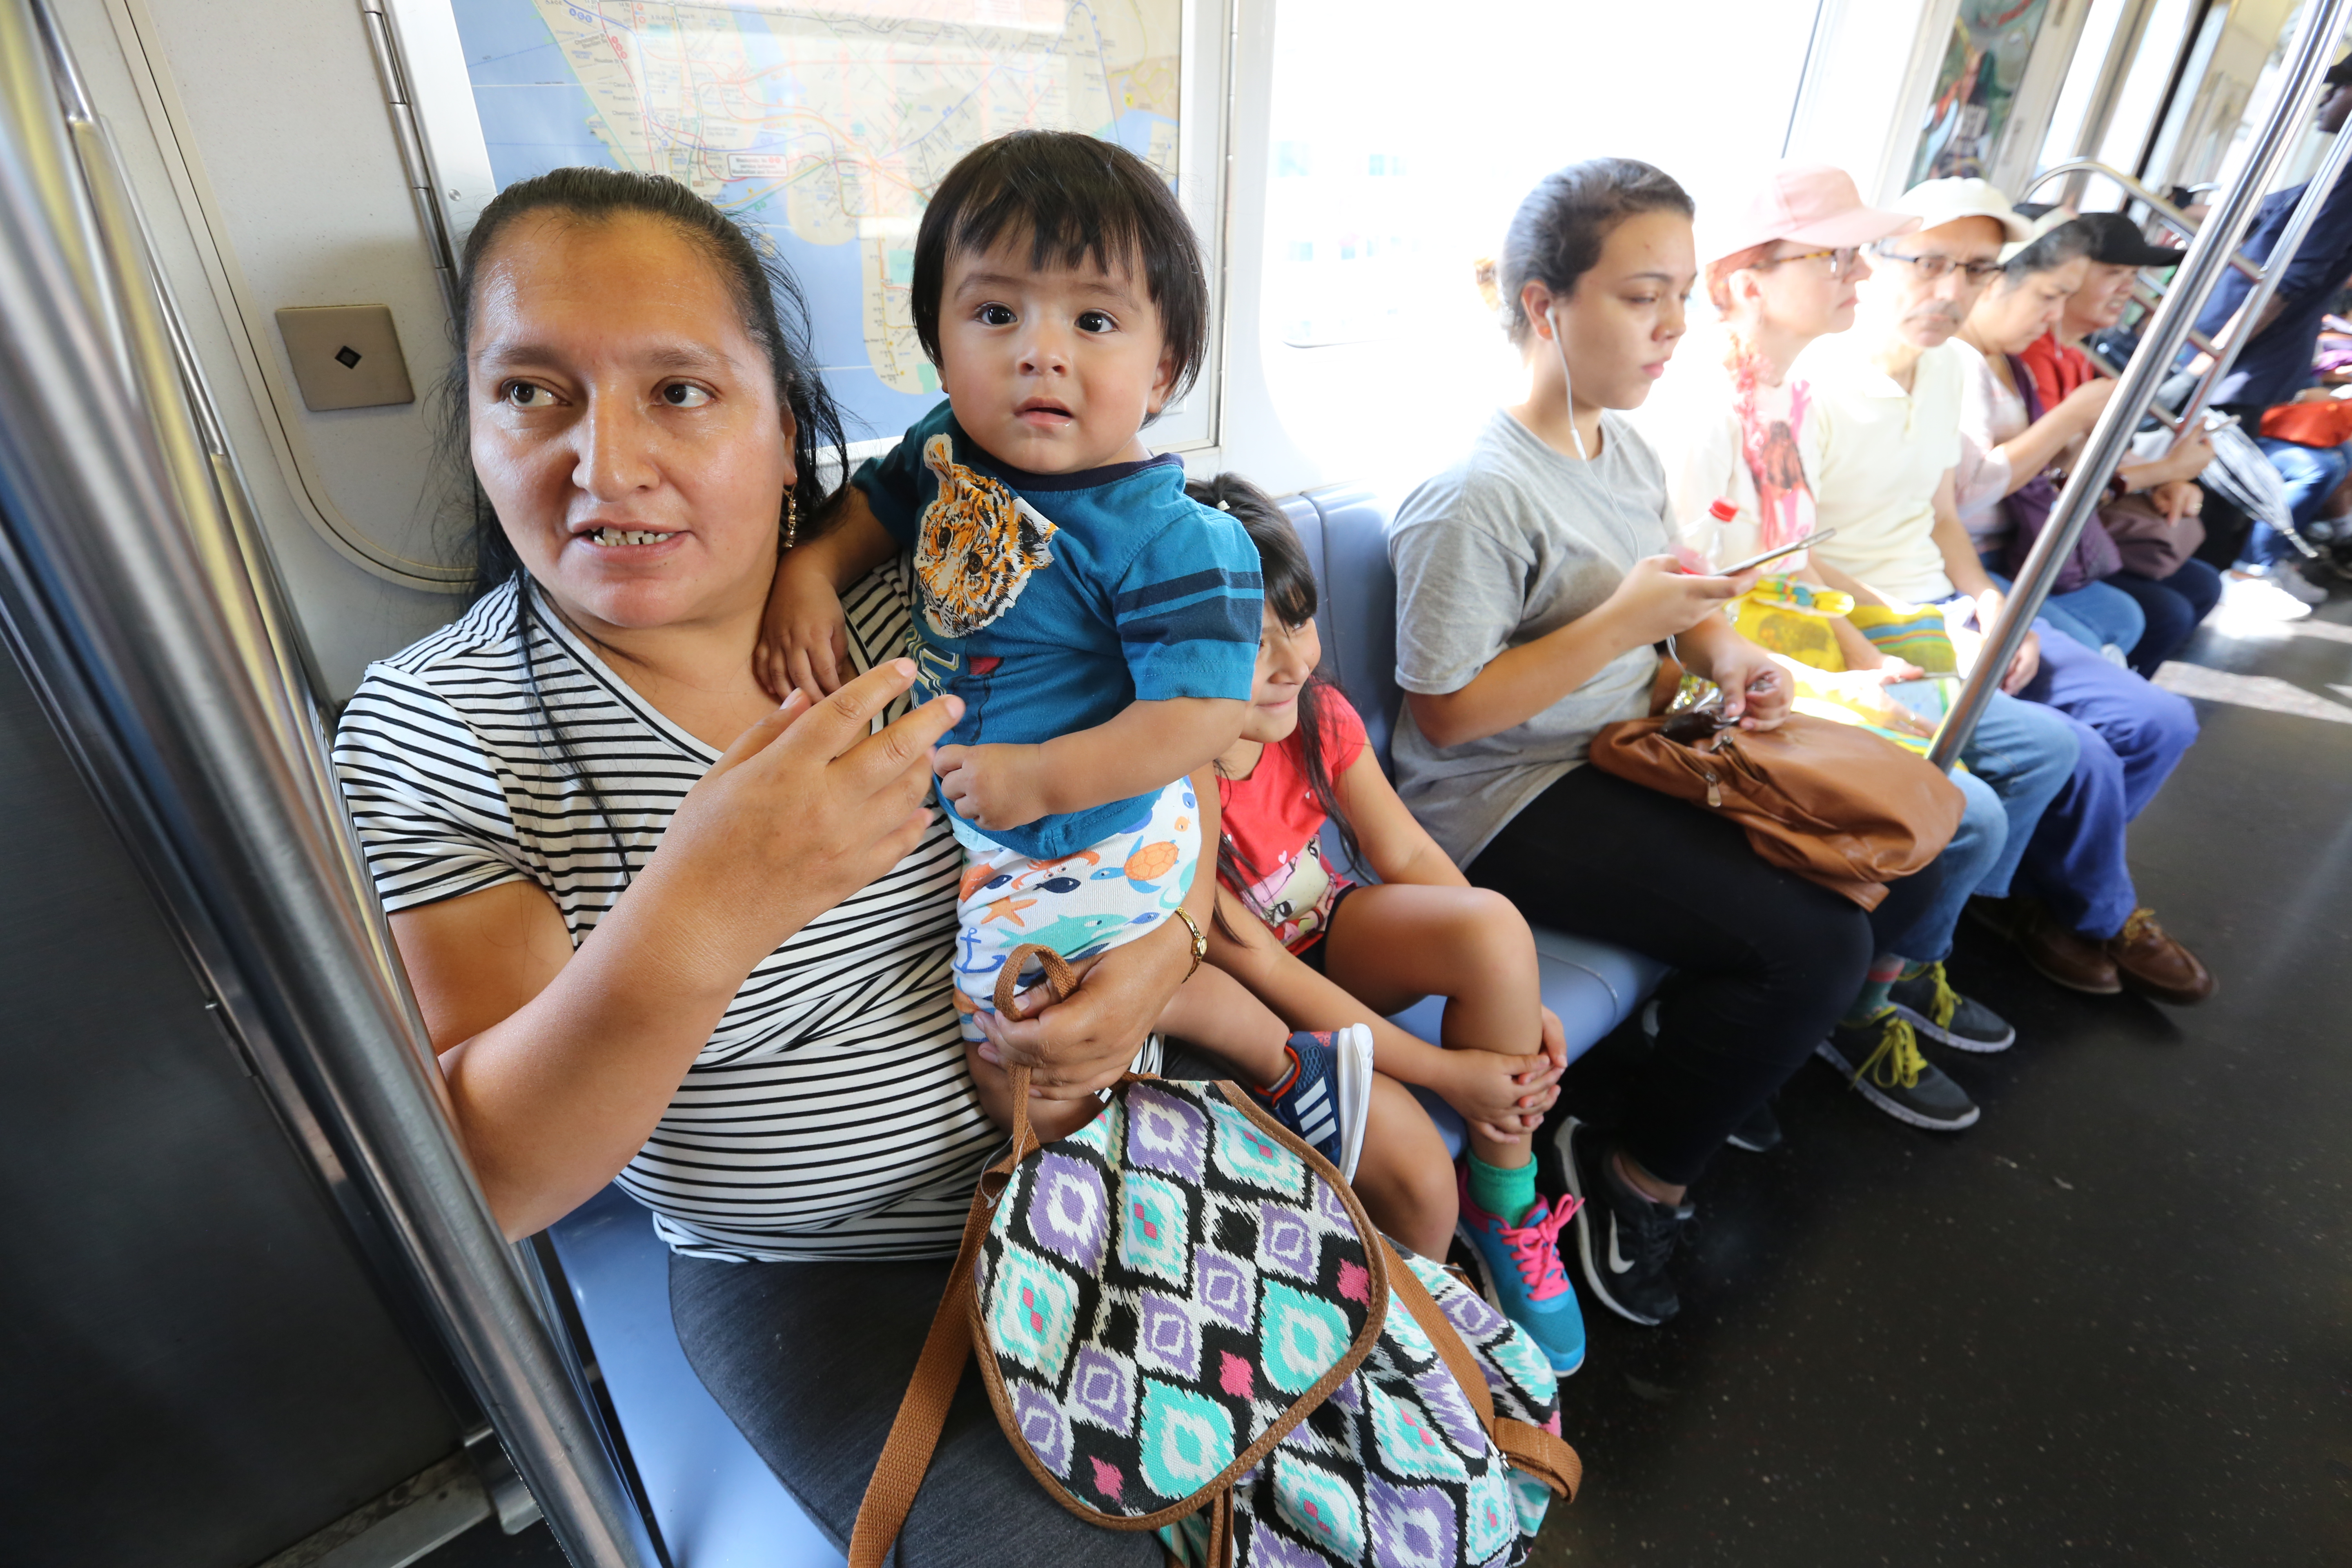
left=1185, top=473, right=1365, bottom=940
left=912, top=131, right=1209, bottom=411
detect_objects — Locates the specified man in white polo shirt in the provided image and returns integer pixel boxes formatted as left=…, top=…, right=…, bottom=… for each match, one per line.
left=1802, top=178, right=2212, bottom=1005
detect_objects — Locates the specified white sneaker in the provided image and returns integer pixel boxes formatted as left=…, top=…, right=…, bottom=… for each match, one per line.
left=2262, top=561, right=2329, bottom=604
left=2221, top=568, right=2316, bottom=621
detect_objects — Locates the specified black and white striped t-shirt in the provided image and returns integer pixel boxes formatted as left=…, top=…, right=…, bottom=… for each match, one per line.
left=332, top=564, right=996, bottom=1262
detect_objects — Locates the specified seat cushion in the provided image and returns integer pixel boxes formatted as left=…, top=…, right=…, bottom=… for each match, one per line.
left=1300, top=483, right=1403, bottom=772
left=548, top=1187, right=844, bottom=1567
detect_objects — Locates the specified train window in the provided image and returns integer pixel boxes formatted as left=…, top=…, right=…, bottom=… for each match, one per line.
left=419, top=0, right=1228, bottom=453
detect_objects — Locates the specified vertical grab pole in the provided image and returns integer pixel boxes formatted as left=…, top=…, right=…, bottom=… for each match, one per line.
left=0, top=2, right=660, bottom=1564
left=1927, top=0, right=2352, bottom=772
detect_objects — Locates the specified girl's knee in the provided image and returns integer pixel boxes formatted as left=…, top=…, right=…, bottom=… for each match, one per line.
left=1448, top=887, right=1537, bottom=970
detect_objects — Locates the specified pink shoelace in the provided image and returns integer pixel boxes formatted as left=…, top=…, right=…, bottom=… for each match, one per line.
left=1494, top=1194, right=1581, bottom=1303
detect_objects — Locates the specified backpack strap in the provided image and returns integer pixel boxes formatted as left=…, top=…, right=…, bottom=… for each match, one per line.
left=1381, top=1238, right=1582, bottom=1502
left=846, top=1167, right=996, bottom=1567
left=850, top=946, right=1077, bottom=1566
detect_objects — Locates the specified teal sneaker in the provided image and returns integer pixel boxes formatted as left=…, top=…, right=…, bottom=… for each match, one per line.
left=1454, top=1165, right=1586, bottom=1376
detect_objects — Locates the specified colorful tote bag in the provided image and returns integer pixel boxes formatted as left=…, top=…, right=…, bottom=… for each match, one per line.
left=850, top=946, right=1580, bottom=1568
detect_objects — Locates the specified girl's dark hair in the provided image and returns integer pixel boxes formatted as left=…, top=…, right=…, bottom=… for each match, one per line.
left=2000, top=217, right=2098, bottom=287
left=439, top=166, right=849, bottom=879
left=912, top=131, right=1209, bottom=410
left=1185, top=473, right=1364, bottom=941
left=1496, top=158, right=1695, bottom=345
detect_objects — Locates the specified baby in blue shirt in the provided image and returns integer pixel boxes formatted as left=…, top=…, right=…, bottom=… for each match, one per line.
left=763, top=132, right=1375, bottom=1166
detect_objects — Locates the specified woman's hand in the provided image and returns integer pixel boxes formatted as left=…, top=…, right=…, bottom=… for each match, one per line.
left=1600, top=557, right=1761, bottom=647
left=2151, top=432, right=2216, bottom=486
left=649, top=661, right=960, bottom=982
left=2149, top=477, right=2204, bottom=522
left=970, top=915, right=1192, bottom=1107
left=755, top=555, right=853, bottom=703
left=1975, top=590, right=2043, bottom=693
left=1676, top=619, right=1788, bottom=730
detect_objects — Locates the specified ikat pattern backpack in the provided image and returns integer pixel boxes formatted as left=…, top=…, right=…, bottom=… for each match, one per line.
left=849, top=947, right=1580, bottom=1568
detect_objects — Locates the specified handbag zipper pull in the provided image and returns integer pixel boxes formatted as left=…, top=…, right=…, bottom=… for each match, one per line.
left=1699, top=767, right=1721, bottom=808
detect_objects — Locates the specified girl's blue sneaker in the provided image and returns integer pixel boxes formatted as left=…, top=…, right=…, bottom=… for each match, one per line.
left=1248, top=1027, right=1374, bottom=1180
left=1455, top=1165, right=1586, bottom=1376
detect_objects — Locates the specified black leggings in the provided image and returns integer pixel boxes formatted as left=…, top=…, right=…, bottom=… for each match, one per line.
left=1466, top=766, right=1873, bottom=1186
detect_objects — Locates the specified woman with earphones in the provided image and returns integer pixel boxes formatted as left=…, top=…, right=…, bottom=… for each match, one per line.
left=1388, top=158, right=1981, bottom=1330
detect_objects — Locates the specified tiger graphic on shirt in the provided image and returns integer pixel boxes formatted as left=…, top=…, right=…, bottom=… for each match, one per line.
left=912, top=434, right=1057, bottom=639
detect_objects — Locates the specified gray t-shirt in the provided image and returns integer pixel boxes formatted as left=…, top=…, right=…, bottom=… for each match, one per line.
left=1389, top=408, right=1669, bottom=865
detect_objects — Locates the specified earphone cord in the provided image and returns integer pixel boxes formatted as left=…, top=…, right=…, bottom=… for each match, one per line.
left=1544, top=304, right=1697, bottom=682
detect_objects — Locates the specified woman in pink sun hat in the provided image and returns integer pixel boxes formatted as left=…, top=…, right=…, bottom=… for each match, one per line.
left=1634, top=161, right=2027, bottom=1131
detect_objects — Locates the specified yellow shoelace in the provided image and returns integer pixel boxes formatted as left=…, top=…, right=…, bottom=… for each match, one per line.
left=1919, top=961, right=1961, bottom=1029
left=1849, top=1013, right=1926, bottom=1090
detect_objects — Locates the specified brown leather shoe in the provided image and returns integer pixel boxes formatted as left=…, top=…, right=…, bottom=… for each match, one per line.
left=2016, top=905, right=2123, bottom=995
left=2106, top=908, right=2216, bottom=1004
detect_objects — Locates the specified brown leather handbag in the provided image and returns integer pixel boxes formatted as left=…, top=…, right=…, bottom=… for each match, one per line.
left=1588, top=712, right=1966, bottom=910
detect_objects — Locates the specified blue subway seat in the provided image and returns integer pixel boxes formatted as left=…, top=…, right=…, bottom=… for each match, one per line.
left=548, top=1186, right=844, bottom=1568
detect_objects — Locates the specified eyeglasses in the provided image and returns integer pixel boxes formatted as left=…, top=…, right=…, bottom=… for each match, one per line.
left=1767, top=246, right=1864, bottom=280
left=1872, top=245, right=2005, bottom=283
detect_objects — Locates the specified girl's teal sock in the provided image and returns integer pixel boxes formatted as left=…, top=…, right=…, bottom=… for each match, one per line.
left=1467, top=1151, right=1538, bottom=1227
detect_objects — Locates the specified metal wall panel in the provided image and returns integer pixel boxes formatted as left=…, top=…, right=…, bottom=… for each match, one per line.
left=0, top=641, right=463, bottom=1568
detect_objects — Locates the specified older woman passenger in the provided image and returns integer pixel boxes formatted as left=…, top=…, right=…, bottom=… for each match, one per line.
left=1951, top=218, right=2221, bottom=675
left=331, top=169, right=1187, bottom=1565
left=1634, top=162, right=2029, bottom=1095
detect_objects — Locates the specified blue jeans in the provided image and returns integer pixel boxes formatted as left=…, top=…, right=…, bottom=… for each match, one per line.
left=1868, top=766, right=2007, bottom=964
left=2013, top=626, right=2200, bottom=938
left=1955, top=687, right=2078, bottom=902
left=2246, top=436, right=2352, bottom=566
left=1982, top=563, right=2145, bottom=659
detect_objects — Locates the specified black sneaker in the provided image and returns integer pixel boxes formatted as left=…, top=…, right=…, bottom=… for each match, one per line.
left=1816, top=1011, right=1980, bottom=1131
left=1552, top=1117, right=1686, bottom=1326
left=1889, top=961, right=2016, bottom=1054
left=1725, top=1098, right=1782, bottom=1153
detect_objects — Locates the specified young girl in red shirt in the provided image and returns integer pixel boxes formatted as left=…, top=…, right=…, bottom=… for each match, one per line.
left=1192, top=474, right=1587, bottom=1375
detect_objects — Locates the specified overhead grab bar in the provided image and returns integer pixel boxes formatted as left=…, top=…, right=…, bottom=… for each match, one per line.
left=1931, top=0, right=2352, bottom=773
left=0, top=3, right=664, bottom=1564
left=2025, top=158, right=2268, bottom=282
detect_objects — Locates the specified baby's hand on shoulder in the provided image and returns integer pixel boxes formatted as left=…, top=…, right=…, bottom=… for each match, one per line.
left=934, top=742, right=1051, bottom=833
left=757, top=553, right=851, bottom=702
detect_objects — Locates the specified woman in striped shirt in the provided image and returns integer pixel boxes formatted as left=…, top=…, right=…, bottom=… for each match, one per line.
left=331, top=167, right=1196, bottom=1564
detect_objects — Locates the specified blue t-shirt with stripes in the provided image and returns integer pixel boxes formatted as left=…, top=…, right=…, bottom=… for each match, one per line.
left=853, top=401, right=1263, bottom=858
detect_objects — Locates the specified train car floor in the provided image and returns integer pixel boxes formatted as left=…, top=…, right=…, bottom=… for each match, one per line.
left=1539, top=595, right=2352, bottom=1566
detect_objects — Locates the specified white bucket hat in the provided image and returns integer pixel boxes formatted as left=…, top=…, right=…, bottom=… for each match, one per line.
left=1892, top=178, right=2034, bottom=243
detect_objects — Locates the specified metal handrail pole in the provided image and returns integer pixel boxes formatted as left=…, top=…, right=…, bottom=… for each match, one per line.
left=2022, top=157, right=2266, bottom=282
left=1929, top=0, right=2352, bottom=772
left=0, top=4, right=659, bottom=1564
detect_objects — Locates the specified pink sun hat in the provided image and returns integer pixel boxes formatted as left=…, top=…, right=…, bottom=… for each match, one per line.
left=1705, top=163, right=1921, bottom=266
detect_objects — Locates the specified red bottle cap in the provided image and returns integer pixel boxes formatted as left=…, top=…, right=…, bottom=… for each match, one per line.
left=1708, top=498, right=1738, bottom=522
